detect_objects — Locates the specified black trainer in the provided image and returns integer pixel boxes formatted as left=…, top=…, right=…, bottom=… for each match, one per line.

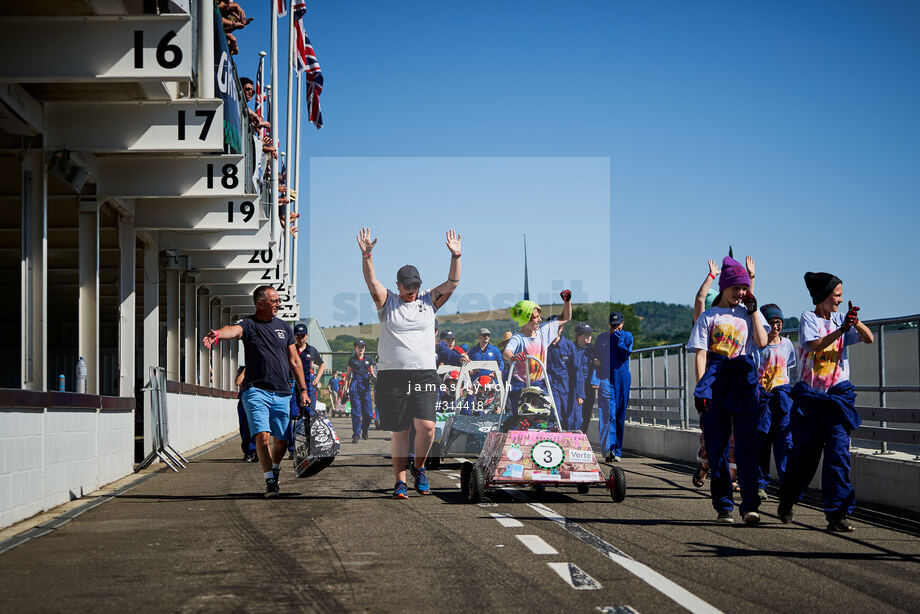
left=777, top=501, right=794, bottom=524
left=827, top=517, right=855, bottom=532
left=265, top=477, right=280, bottom=498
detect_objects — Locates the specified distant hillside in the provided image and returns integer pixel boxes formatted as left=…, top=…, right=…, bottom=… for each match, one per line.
left=631, top=301, right=695, bottom=336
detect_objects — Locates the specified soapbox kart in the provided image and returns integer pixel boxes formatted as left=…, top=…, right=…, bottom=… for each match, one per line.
left=424, top=361, right=508, bottom=470
left=460, top=354, right=626, bottom=503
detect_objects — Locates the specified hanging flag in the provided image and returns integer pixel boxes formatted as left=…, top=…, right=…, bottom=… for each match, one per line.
left=255, top=55, right=266, bottom=139
left=277, top=0, right=287, bottom=18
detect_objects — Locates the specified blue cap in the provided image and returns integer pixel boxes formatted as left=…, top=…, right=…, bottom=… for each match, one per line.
left=293, top=323, right=307, bottom=335
left=574, top=322, right=592, bottom=335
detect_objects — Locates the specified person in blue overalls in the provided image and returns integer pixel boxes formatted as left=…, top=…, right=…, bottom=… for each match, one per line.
left=467, top=327, right=505, bottom=379
left=754, top=303, right=796, bottom=501
left=234, top=366, right=257, bottom=462
left=546, top=318, right=577, bottom=431
left=594, top=312, right=634, bottom=463
left=571, top=323, right=596, bottom=434
left=345, top=339, right=376, bottom=443
left=293, top=323, right=326, bottom=410
left=688, top=256, right=769, bottom=525
left=778, top=273, right=874, bottom=532
left=437, top=330, right=468, bottom=367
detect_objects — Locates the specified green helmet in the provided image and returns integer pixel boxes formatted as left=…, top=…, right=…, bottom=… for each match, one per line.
left=510, top=300, right=540, bottom=327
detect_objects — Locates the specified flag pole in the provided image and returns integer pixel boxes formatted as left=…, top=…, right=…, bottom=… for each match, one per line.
left=291, top=71, right=302, bottom=284
left=270, top=0, right=280, bottom=249
left=282, top=1, right=296, bottom=272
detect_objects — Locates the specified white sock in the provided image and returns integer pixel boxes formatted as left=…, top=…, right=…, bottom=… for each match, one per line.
left=264, top=471, right=274, bottom=479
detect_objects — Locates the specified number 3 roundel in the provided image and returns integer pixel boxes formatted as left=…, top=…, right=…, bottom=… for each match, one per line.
left=531, top=440, right=565, bottom=470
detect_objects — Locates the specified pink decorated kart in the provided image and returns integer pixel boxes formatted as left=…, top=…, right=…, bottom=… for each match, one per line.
left=460, top=354, right=626, bottom=503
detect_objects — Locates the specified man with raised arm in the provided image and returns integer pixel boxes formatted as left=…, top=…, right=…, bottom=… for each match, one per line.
left=202, top=285, right=309, bottom=498
left=357, top=227, right=461, bottom=498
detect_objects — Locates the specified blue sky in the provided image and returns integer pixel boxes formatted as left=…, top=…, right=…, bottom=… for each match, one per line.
left=234, top=1, right=920, bottom=326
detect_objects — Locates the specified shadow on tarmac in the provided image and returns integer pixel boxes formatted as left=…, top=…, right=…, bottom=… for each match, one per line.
left=684, top=541, right=920, bottom=563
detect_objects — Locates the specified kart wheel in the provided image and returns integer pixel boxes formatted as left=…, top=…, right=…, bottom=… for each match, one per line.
left=608, top=466, right=626, bottom=503
left=460, top=461, right=473, bottom=498
left=576, top=484, right=590, bottom=495
left=468, top=465, right=485, bottom=504
left=425, top=443, right=441, bottom=470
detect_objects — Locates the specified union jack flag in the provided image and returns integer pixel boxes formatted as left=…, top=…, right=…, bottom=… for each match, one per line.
left=291, top=3, right=323, bottom=129
left=255, top=56, right=266, bottom=139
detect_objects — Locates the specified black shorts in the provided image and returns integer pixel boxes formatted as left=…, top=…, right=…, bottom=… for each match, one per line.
left=375, top=369, right=439, bottom=432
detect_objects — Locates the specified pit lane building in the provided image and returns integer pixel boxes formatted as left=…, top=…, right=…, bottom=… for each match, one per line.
left=0, top=1, right=301, bottom=528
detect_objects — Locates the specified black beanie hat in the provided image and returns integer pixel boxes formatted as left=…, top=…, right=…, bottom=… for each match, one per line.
left=804, top=272, right=842, bottom=305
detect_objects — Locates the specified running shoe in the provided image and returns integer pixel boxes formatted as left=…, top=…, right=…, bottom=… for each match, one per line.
left=352, top=435, right=360, bottom=444
left=265, top=478, right=280, bottom=498
left=827, top=517, right=856, bottom=532
left=758, top=488, right=769, bottom=502
left=777, top=502, right=795, bottom=524
left=716, top=511, right=734, bottom=524
left=393, top=481, right=409, bottom=499
left=743, top=511, right=761, bottom=526
left=414, top=467, right=431, bottom=494
left=612, top=456, right=621, bottom=463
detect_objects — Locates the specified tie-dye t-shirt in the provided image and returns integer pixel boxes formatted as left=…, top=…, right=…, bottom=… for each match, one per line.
left=687, top=306, right=755, bottom=358
left=799, top=310, right=861, bottom=392
left=755, top=336, right=797, bottom=391
left=505, top=320, right=561, bottom=384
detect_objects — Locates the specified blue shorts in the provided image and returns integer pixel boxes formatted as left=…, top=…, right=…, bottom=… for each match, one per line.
left=241, top=387, right=291, bottom=440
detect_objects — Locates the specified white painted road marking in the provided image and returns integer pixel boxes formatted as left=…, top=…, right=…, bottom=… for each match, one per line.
left=490, top=513, right=524, bottom=528
left=446, top=473, right=461, bottom=480
left=597, top=607, right=641, bottom=614
left=502, top=489, right=723, bottom=614
left=547, top=562, right=602, bottom=590
left=516, top=534, right=558, bottom=554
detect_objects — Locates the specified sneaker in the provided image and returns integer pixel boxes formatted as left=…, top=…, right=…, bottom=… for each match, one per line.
left=743, top=511, right=761, bottom=526
left=758, top=488, right=769, bottom=502
left=604, top=453, right=614, bottom=463
left=393, top=481, right=409, bottom=499
left=777, top=502, right=794, bottom=524
left=247, top=452, right=259, bottom=462
left=362, top=432, right=368, bottom=440
left=242, top=452, right=255, bottom=462
left=265, top=478, right=280, bottom=498
left=613, top=456, right=621, bottom=463
left=716, top=511, right=734, bottom=524
left=286, top=450, right=294, bottom=460
left=352, top=435, right=360, bottom=444
left=414, top=467, right=431, bottom=494
left=827, top=517, right=856, bottom=532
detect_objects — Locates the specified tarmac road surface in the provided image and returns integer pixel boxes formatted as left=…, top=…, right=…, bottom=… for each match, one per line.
left=1, top=417, right=918, bottom=613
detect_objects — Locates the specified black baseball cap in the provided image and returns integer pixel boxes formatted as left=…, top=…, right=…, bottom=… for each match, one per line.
left=293, top=323, right=307, bottom=335
left=354, top=339, right=366, bottom=346
left=574, top=322, right=593, bottom=335
left=397, top=264, right=422, bottom=286
left=609, top=312, right=624, bottom=326
left=440, top=330, right=455, bottom=339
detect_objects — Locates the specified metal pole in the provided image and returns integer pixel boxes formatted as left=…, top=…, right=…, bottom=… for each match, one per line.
left=650, top=350, right=657, bottom=426
left=282, top=2, right=295, bottom=271
left=270, top=0, right=280, bottom=248
left=637, top=351, right=643, bottom=425
left=664, top=348, right=670, bottom=428
left=877, top=324, right=890, bottom=454
left=197, top=0, right=214, bottom=98
left=292, top=71, right=302, bottom=284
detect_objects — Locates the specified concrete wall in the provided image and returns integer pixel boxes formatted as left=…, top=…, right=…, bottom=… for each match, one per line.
left=0, top=408, right=133, bottom=530
left=164, top=391, right=239, bottom=455
left=619, top=422, right=920, bottom=514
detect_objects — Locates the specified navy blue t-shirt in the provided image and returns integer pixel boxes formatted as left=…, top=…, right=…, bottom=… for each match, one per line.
left=238, top=315, right=294, bottom=394
left=296, top=343, right=324, bottom=393
left=348, top=354, right=375, bottom=386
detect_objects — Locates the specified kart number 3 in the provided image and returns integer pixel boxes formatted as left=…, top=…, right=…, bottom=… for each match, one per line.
left=531, top=441, right=565, bottom=469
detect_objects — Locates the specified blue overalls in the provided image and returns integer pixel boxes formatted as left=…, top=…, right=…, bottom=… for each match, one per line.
left=348, top=354, right=375, bottom=439
left=778, top=381, right=859, bottom=522
left=572, top=342, right=596, bottom=434
left=437, top=341, right=465, bottom=367
left=467, top=342, right=506, bottom=379
left=695, top=353, right=764, bottom=516
left=547, top=337, right=576, bottom=430
left=757, top=383, right=793, bottom=489
left=595, top=330, right=633, bottom=457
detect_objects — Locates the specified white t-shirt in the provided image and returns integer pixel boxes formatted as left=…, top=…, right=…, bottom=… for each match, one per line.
left=798, top=310, right=861, bottom=392
left=505, top=320, right=561, bottom=383
left=754, top=336, right=797, bottom=391
left=687, top=305, right=756, bottom=358
left=376, top=289, right=438, bottom=371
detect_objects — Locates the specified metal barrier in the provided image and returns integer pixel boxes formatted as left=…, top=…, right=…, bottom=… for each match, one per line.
left=624, top=314, right=920, bottom=459
left=136, top=367, right=189, bottom=472
left=626, top=343, right=689, bottom=429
